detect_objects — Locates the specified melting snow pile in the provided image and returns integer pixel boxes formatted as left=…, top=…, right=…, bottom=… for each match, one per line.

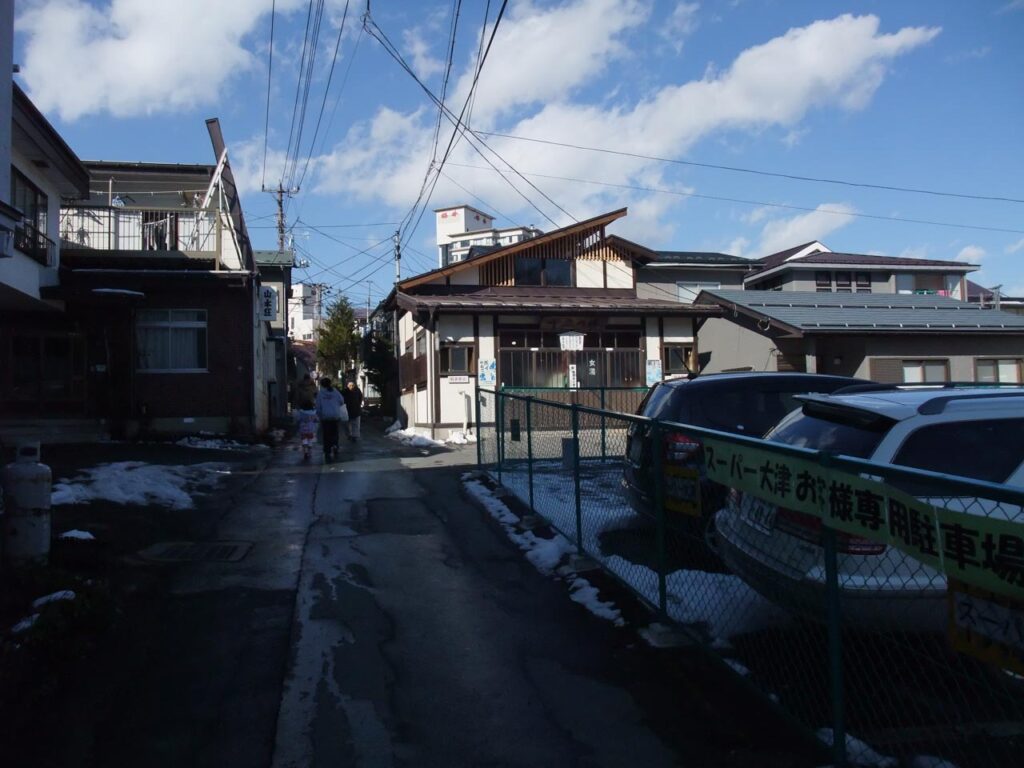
left=176, top=436, right=266, bottom=451
left=51, top=461, right=226, bottom=510
left=59, top=529, right=96, bottom=541
left=32, top=590, right=76, bottom=609
left=384, top=420, right=404, bottom=435
left=445, top=430, right=477, bottom=445
left=462, top=475, right=624, bottom=627
left=387, top=428, right=446, bottom=449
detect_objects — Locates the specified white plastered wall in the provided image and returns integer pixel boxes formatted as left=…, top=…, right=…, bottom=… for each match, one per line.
left=576, top=260, right=603, bottom=288
left=437, top=314, right=477, bottom=426
left=645, top=317, right=661, bottom=372
left=606, top=258, right=633, bottom=289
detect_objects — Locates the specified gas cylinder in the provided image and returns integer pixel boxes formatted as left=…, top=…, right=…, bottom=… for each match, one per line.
left=2, top=442, right=52, bottom=565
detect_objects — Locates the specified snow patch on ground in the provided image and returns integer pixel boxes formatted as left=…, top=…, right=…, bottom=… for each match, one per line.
left=11, top=614, right=39, bottom=634
left=175, top=436, right=267, bottom=451
left=387, top=428, right=446, bottom=448
left=59, top=529, right=96, bottom=541
left=462, top=476, right=624, bottom=626
left=445, top=430, right=478, bottom=445
left=817, top=729, right=898, bottom=767
left=384, top=420, right=404, bottom=435
left=32, top=590, right=76, bottom=609
left=51, top=461, right=226, bottom=510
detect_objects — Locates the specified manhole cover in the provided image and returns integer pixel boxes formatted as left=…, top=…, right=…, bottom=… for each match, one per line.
left=138, top=541, right=252, bottom=563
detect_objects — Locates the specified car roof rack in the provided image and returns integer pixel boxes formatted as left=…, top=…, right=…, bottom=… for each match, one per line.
left=917, top=389, right=1024, bottom=415
left=832, top=381, right=1020, bottom=396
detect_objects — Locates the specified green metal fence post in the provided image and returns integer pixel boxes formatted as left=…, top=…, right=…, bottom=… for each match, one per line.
left=572, top=403, right=583, bottom=553
left=823, top=526, right=847, bottom=767
left=497, top=390, right=504, bottom=484
left=600, top=387, right=607, bottom=462
left=475, top=383, right=482, bottom=469
left=651, top=420, right=668, bottom=620
left=526, top=397, right=535, bottom=513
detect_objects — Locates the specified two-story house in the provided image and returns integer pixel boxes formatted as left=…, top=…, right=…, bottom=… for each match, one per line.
left=48, top=120, right=272, bottom=437
left=692, top=241, right=1024, bottom=381
left=384, top=208, right=722, bottom=438
left=0, top=82, right=91, bottom=433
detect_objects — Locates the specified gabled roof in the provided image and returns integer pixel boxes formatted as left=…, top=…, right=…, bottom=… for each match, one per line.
left=756, top=241, right=827, bottom=270
left=746, top=247, right=976, bottom=282
left=696, top=289, right=1024, bottom=336
left=399, top=208, right=628, bottom=290
left=648, top=251, right=752, bottom=267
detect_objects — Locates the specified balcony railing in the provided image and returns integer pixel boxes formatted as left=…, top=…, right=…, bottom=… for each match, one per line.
left=14, top=220, right=56, bottom=267
left=59, top=206, right=220, bottom=253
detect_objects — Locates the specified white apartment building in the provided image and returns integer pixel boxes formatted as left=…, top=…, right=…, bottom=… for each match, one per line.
left=435, top=204, right=542, bottom=267
left=289, top=282, right=324, bottom=340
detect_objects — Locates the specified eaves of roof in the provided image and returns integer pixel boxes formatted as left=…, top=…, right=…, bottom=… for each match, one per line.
left=398, top=208, right=628, bottom=290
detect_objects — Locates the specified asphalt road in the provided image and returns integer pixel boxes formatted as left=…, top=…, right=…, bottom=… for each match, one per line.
left=7, top=425, right=815, bottom=767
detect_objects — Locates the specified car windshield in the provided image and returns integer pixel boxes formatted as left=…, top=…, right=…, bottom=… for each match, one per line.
left=766, top=407, right=891, bottom=459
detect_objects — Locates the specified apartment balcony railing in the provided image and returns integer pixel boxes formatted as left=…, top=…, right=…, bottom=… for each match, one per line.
left=59, top=206, right=220, bottom=253
left=14, top=220, right=56, bottom=267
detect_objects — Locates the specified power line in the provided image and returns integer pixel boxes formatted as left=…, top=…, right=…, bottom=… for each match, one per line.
left=476, top=130, right=1024, bottom=206
left=445, top=162, right=1024, bottom=236
left=261, top=0, right=277, bottom=190
left=294, top=0, right=352, bottom=193
left=363, top=9, right=569, bottom=237
left=282, top=0, right=318, bottom=188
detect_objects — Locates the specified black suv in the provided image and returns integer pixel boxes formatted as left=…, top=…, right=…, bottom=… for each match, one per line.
left=622, top=372, right=866, bottom=525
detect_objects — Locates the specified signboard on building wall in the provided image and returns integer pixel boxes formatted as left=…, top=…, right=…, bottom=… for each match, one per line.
left=559, top=331, right=585, bottom=351
left=260, top=286, right=278, bottom=321
left=478, top=358, right=496, bottom=386
left=646, top=358, right=663, bottom=387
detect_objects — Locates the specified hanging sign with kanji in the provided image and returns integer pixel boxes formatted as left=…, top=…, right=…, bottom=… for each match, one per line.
left=702, top=436, right=1024, bottom=600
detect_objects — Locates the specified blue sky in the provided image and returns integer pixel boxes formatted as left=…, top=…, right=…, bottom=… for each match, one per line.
left=13, top=0, right=1024, bottom=306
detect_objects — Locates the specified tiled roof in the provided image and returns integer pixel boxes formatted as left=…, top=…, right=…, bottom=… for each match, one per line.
left=697, top=289, right=1024, bottom=334
left=650, top=251, right=751, bottom=266
left=254, top=249, right=295, bottom=266
left=748, top=248, right=974, bottom=278
left=397, top=287, right=717, bottom=315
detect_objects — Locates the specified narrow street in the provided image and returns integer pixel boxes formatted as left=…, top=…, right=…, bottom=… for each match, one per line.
left=11, top=426, right=809, bottom=768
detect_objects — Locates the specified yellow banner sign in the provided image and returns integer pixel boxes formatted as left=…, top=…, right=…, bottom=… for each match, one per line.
left=702, top=437, right=1024, bottom=600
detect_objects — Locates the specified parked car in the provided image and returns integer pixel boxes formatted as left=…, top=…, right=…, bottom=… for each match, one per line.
left=715, top=386, right=1024, bottom=632
left=622, top=372, right=866, bottom=526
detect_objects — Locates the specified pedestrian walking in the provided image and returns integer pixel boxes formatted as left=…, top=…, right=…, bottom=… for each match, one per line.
left=294, top=406, right=318, bottom=461
left=294, top=373, right=317, bottom=410
left=315, top=377, right=348, bottom=462
left=342, top=381, right=364, bottom=441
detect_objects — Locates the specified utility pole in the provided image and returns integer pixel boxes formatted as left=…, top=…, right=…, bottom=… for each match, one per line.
left=263, top=182, right=299, bottom=254
left=393, top=230, right=401, bottom=359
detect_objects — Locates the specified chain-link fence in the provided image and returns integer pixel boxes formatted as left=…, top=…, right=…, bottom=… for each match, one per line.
left=476, top=387, right=1024, bottom=768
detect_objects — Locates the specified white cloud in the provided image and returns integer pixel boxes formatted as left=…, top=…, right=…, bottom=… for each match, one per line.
left=727, top=236, right=750, bottom=258
left=998, top=0, right=1024, bottom=13
left=1006, top=237, right=1024, bottom=254
left=897, top=245, right=929, bottom=260
left=945, top=46, right=991, bottom=63
left=754, top=203, right=856, bottom=257
left=403, top=28, right=445, bottom=80
left=956, top=244, right=986, bottom=264
left=448, top=0, right=650, bottom=123
left=315, top=11, right=938, bottom=233
left=660, top=2, right=700, bottom=54
left=16, top=0, right=308, bottom=121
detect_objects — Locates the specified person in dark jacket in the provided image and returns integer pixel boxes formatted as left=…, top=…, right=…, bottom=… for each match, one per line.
left=294, top=373, right=317, bottom=410
left=315, top=377, right=347, bottom=461
left=342, top=381, right=364, bottom=441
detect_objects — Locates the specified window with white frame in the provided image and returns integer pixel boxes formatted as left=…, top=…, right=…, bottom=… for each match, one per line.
left=976, top=358, right=1023, bottom=384
left=136, top=309, right=208, bottom=372
left=901, top=359, right=949, bottom=384
left=677, top=281, right=720, bottom=304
